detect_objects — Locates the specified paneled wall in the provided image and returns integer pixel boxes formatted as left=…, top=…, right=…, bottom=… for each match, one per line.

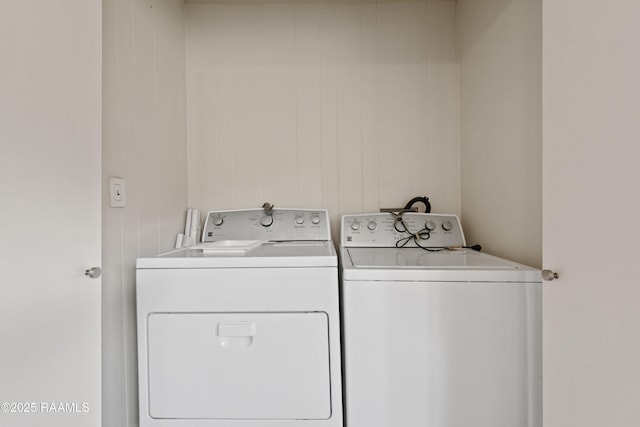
left=186, top=0, right=459, bottom=237
left=102, top=0, right=187, bottom=426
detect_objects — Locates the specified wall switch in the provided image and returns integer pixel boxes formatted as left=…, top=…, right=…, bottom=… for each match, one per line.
left=109, top=177, right=126, bottom=208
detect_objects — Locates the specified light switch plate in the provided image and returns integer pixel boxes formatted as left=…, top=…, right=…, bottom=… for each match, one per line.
left=109, top=177, right=126, bottom=208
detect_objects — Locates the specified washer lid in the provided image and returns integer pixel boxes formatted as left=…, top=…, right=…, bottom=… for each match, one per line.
left=137, top=241, right=337, bottom=269
left=342, top=248, right=541, bottom=283
left=347, top=248, right=518, bottom=269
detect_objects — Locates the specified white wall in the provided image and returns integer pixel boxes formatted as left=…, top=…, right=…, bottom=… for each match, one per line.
left=102, top=0, right=187, bottom=425
left=457, top=0, right=542, bottom=267
left=186, top=0, right=459, bottom=237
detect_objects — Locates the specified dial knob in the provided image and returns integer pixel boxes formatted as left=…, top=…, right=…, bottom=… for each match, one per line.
left=425, top=221, right=436, bottom=231
left=351, top=221, right=361, bottom=231
left=311, top=214, right=321, bottom=225
left=295, top=215, right=304, bottom=225
left=213, top=216, right=224, bottom=226
left=260, top=214, right=274, bottom=227
left=367, top=221, right=377, bottom=231
left=442, top=220, right=453, bottom=231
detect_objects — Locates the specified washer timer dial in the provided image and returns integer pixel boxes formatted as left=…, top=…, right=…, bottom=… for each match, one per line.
left=260, top=215, right=274, bottom=227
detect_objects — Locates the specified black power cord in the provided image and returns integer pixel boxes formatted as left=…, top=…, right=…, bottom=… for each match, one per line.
left=391, top=212, right=482, bottom=252
left=392, top=212, right=446, bottom=252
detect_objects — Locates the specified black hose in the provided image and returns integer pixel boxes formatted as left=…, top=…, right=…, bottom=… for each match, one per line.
left=404, top=196, right=431, bottom=213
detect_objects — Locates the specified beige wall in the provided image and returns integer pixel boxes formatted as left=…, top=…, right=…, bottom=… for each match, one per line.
left=543, top=1, right=640, bottom=426
left=457, top=0, right=542, bottom=267
left=1, top=1, right=102, bottom=425
left=186, top=0, right=459, bottom=239
left=102, top=0, right=187, bottom=425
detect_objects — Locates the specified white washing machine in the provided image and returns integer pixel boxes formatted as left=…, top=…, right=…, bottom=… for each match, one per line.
left=340, top=212, right=541, bottom=427
left=136, top=208, right=343, bottom=427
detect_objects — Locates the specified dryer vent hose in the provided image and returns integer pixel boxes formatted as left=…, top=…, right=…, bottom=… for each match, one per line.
left=404, top=196, right=431, bottom=213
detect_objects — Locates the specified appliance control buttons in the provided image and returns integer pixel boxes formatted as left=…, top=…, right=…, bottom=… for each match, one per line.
left=260, top=214, right=274, bottom=227
left=295, top=215, right=304, bottom=225
left=425, top=221, right=436, bottom=231
left=367, top=221, right=377, bottom=231
left=351, top=221, right=361, bottom=231
left=213, top=216, right=224, bottom=227
left=311, top=214, right=321, bottom=225
left=442, top=220, right=453, bottom=231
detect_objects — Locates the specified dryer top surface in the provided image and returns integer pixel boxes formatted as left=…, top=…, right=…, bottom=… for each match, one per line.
left=137, top=241, right=337, bottom=269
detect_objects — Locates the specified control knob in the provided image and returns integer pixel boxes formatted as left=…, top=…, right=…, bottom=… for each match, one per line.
left=295, top=215, right=304, bottom=225
left=351, top=221, right=361, bottom=231
left=260, top=214, right=274, bottom=227
left=367, top=221, right=377, bottom=231
left=442, top=220, right=453, bottom=231
left=213, top=216, right=224, bottom=227
left=311, top=214, right=321, bottom=225
left=425, top=221, right=436, bottom=231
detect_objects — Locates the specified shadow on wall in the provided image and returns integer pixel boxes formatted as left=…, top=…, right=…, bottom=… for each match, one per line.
left=457, top=0, right=514, bottom=56
left=457, top=0, right=542, bottom=269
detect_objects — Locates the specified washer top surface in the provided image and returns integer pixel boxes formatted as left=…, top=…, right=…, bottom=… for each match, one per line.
left=341, top=247, right=539, bottom=283
left=346, top=247, right=518, bottom=269
left=340, top=213, right=540, bottom=283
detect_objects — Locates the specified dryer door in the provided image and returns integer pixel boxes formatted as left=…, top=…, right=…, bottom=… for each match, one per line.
left=147, top=312, right=331, bottom=420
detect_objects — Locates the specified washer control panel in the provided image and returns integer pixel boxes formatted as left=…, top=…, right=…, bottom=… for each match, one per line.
left=341, top=212, right=465, bottom=248
left=203, top=208, right=331, bottom=242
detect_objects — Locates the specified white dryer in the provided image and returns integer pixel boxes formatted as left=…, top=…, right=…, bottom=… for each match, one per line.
left=136, top=208, right=343, bottom=427
left=340, top=212, right=541, bottom=427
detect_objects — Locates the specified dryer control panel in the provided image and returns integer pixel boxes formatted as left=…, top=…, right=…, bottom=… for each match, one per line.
left=341, top=212, right=465, bottom=248
left=203, top=208, right=331, bottom=242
